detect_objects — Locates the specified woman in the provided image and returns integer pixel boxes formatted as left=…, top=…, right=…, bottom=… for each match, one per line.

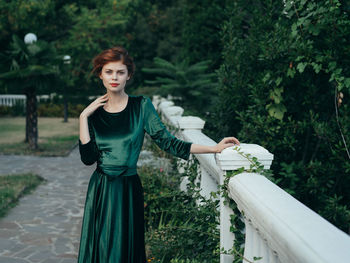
left=78, top=46, right=240, bottom=263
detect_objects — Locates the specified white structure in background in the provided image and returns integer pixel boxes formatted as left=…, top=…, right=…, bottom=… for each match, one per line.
left=0, top=94, right=64, bottom=110
left=152, top=95, right=350, bottom=263
left=0, top=95, right=26, bottom=107
left=24, top=33, right=37, bottom=44
left=63, top=55, right=71, bottom=64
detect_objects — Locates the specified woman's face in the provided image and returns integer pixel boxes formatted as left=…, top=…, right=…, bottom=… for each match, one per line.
left=99, top=61, right=130, bottom=93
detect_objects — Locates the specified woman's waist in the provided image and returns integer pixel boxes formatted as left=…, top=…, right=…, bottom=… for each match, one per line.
left=96, top=163, right=137, bottom=177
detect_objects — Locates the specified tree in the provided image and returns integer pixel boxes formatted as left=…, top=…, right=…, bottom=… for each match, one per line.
left=0, top=35, right=59, bottom=149
left=142, top=57, right=218, bottom=110
left=214, top=0, right=350, bottom=231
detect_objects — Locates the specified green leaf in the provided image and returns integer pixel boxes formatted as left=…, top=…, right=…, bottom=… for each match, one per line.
left=262, top=72, right=271, bottom=83
left=287, top=68, right=296, bottom=78
left=291, top=23, right=298, bottom=37
left=266, top=103, right=287, bottom=120
left=275, top=77, right=282, bottom=86
left=344, top=78, right=350, bottom=88
left=311, top=62, right=322, bottom=73
left=297, top=62, right=307, bottom=73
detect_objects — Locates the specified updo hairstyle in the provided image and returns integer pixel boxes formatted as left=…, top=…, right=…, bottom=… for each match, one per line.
left=91, top=46, right=135, bottom=79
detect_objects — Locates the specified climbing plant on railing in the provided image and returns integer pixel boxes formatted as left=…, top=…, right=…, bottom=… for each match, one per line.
left=155, top=98, right=274, bottom=262
left=142, top=153, right=221, bottom=262
left=217, top=146, right=274, bottom=263
left=177, top=146, right=273, bottom=263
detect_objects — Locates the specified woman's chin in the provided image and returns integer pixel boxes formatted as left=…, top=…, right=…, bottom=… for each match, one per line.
left=106, top=87, right=125, bottom=93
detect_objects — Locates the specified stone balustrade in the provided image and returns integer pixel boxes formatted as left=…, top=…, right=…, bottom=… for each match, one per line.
left=152, top=95, right=350, bottom=263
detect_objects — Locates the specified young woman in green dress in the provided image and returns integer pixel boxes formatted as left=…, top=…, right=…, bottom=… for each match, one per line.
left=78, top=46, right=240, bottom=263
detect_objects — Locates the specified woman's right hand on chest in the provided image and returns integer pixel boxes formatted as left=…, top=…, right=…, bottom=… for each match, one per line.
left=80, top=93, right=108, bottom=118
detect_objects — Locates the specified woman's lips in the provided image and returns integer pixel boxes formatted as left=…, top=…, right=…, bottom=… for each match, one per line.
left=110, top=83, right=119, bottom=87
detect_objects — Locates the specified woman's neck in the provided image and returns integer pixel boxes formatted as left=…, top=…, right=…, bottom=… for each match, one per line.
left=104, top=90, right=128, bottom=111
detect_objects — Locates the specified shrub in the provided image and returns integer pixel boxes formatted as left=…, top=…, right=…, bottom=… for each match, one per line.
left=214, top=0, right=350, bottom=231
left=140, top=157, right=219, bottom=263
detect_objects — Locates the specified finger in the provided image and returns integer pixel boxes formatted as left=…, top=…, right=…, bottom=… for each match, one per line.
left=98, top=94, right=108, bottom=99
left=223, top=137, right=236, bottom=143
left=98, top=96, right=108, bottom=102
left=223, top=137, right=240, bottom=145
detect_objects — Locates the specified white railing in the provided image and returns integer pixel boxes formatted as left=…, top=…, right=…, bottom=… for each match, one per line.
left=0, top=94, right=26, bottom=106
left=152, top=95, right=350, bottom=263
left=0, top=94, right=65, bottom=107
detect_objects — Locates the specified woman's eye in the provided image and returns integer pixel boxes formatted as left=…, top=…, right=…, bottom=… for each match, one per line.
left=118, top=72, right=125, bottom=75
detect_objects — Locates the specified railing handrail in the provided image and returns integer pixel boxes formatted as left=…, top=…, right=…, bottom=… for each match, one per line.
left=153, top=95, right=350, bottom=263
left=229, top=172, right=350, bottom=263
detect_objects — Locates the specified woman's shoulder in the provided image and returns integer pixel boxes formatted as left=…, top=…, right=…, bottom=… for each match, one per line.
left=129, top=94, right=152, bottom=105
left=129, top=94, right=150, bottom=99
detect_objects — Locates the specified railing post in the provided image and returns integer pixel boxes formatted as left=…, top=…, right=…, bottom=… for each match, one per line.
left=215, top=144, right=273, bottom=263
left=177, top=116, right=206, bottom=192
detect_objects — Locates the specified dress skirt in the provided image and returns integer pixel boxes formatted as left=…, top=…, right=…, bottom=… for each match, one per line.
left=77, top=171, right=147, bottom=263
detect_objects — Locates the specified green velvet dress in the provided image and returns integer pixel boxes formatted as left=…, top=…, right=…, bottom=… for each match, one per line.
left=77, top=94, right=192, bottom=263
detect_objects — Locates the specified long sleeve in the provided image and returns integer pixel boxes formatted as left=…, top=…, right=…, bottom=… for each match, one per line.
left=78, top=116, right=99, bottom=165
left=142, top=96, right=192, bottom=160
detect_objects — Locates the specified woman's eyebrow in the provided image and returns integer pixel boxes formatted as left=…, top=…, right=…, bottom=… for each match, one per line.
left=105, top=68, right=125, bottom=71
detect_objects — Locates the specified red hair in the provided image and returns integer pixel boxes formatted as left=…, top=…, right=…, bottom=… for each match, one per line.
left=91, top=46, right=135, bottom=78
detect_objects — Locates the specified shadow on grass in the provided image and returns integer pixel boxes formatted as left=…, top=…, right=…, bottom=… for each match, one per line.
left=0, top=173, right=46, bottom=218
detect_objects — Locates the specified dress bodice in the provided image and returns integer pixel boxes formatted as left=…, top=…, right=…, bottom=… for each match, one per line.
left=78, top=94, right=192, bottom=178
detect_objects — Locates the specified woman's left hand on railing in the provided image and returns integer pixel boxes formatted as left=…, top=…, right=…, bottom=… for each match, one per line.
left=214, top=137, right=240, bottom=153
left=190, top=137, right=240, bottom=154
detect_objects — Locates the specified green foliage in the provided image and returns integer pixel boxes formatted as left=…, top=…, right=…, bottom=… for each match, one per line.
left=0, top=0, right=230, bottom=110
left=0, top=35, right=59, bottom=94
left=0, top=101, right=25, bottom=116
left=37, top=102, right=85, bottom=117
left=139, top=158, right=220, bottom=263
left=179, top=0, right=230, bottom=70
left=215, top=0, right=350, bottom=231
left=141, top=141, right=273, bottom=263
left=57, top=1, right=130, bottom=94
left=142, top=57, right=218, bottom=109
left=0, top=101, right=85, bottom=118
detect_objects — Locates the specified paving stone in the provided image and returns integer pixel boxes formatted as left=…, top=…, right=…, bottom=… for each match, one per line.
left=27, top=250, right=57, bottom=262
left=0, top=238, right=17, bottom=252
left=0, top=243, right=26, bottom=257
left=0, top=229, right=21, bottom=238
left=12, top=246, right=37, bottom=258
left=0, top=256, right=30, bottom=263
left=0, top=221, right=21, bottom=230
left=0, top=142, right=163, bottom=262
left=60, top=258, right=76, bottom=263
left=40, top=257, right=63, bottom=263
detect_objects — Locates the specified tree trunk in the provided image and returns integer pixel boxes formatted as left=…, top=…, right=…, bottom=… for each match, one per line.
left=26, top=89, right=38, bottom=150
left=63, top=95, right=68, bottom=122
left=25, top=104, right=29, bottom=142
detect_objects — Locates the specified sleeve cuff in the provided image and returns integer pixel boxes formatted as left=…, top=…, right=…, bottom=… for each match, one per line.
left=182, top=141, right=193, bottom=160
left=78, top=139, right=95, bottom=157
left=79, top=139, right=93, bottom=148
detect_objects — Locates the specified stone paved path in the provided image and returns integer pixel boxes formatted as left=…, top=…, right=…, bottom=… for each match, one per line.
left=0, top=143, right=170, bottom=263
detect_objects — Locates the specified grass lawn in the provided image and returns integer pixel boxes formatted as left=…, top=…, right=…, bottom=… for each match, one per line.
left=0, top=117, right=79, bottom=156
left=0, top=173, right=45, bottom=218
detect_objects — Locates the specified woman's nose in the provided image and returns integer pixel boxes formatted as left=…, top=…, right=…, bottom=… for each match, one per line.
left=112, top=72, right=118, bottom=80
